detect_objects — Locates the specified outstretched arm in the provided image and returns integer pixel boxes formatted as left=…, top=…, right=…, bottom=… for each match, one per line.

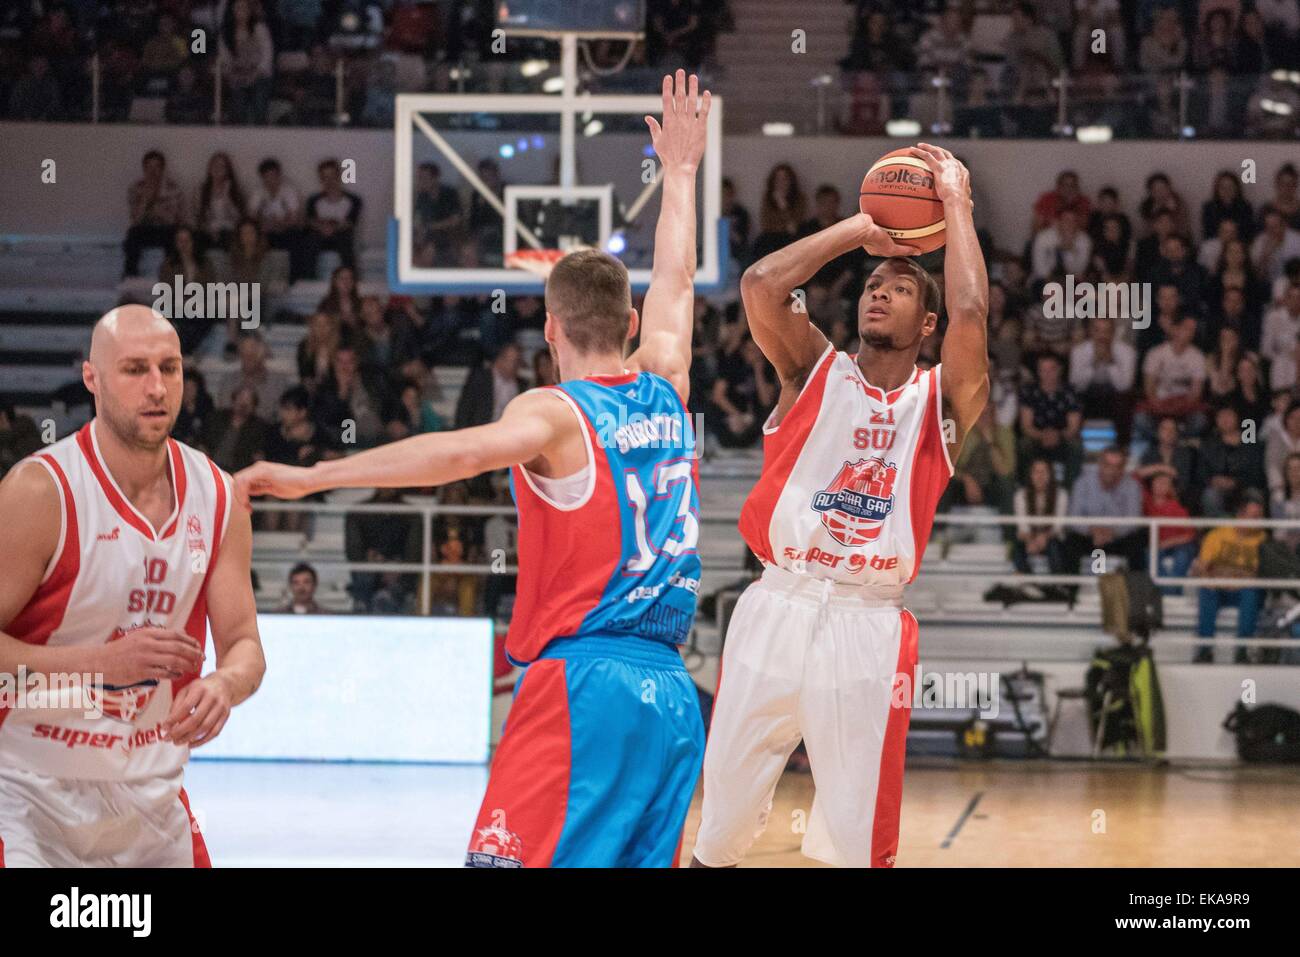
left=627, top=69, right=711, bottom=404
left=909, top=143, right=989, bottom=455
left=741, top=213, right=917, bottom=413
left=234, top=390, right=573, bottom=507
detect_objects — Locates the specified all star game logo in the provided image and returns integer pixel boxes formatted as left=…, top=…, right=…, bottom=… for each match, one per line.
left=90, top=626, right=159, bottom=723
left=465, top=824, right=524, bottom=868
left=811, top=458, right=898, bottom=546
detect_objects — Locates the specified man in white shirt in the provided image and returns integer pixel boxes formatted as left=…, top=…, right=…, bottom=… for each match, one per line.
left=247, top=157, right=303, bottom=269
left=1260, top=281, right=1300, bottom=365
left=301, top=158, right=363, bottom=280
left=1070, top=315, right=1137, bottom=439
left=1135, top=316, right=1207, bottom=444
left=1251, top=210, right=1300, bottom=282
left=1031, top=208, right=1093, bottom=283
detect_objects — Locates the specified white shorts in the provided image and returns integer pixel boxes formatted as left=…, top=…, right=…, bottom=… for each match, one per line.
left=694, top=566, right=918, bottom=868
left=0, top=765, right=208, bottom=868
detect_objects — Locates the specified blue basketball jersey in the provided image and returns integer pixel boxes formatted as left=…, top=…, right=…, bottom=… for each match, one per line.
left=506, top=370, right=702, bottom=662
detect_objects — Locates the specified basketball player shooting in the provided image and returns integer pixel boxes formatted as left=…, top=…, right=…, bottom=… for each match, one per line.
left=692, top=143, right=989, bottom=868
left=0, top=306, right=265, bottom=867
left=235, top=70, right=711, bottom=868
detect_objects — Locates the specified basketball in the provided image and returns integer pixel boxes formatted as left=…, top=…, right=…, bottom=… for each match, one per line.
left=859, top=148, right=947, bottom=254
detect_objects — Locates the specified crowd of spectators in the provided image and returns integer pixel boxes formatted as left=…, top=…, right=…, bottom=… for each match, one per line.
left=7, top=2, right=1300, bottom=139
left=92, top=135, right=1300, bottom=657
left=123, top=148, right=361, bottom=297
left=0, top=0, right=730, bottom=126
left=838, top=0, right=1300, bottom=138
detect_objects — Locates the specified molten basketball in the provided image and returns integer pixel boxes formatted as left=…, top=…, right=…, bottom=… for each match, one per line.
left=859, top=148, right=946, bottom=254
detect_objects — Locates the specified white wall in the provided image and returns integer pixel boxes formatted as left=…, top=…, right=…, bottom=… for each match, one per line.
left=4, top=121, right=1298, bottom=259
left=199, top=613, right=493, bottom=763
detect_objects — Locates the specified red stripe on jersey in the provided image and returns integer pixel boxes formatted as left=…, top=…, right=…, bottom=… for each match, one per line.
left=76, top=424, right=156, bottom=541
left=174, top=460, right=228, bottom=696
left=160, top=440, right=189, bottom=539
left=586, top=371, right=638, bottom=386
left=0, top=833, right=5, bottom=867
left=467, top=658, right=571, bottom=867
left=871, top=609, right=918, bottom=867
left=505, top=394, right=621, bottom=663
left=3, top=456, right=80, bottom=735
left=906, top=368, right=953, bottom=584
left=7, top=455, right=81, bottom=645
left=738, top=349, right=837, bottom=564
left=178, top=787, right=212, bottom=867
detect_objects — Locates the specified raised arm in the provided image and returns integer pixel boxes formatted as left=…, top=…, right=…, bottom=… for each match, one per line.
left=627, top=70, right=711, bottom=403
left=234, top=389, right=575, bottom=507
left=909, top=143, right=989, bottom=453
left=741, top=213, right=917, bottom=396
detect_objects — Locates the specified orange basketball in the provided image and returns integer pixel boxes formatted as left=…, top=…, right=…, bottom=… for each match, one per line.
left=858, top=148, right=946, bottom=254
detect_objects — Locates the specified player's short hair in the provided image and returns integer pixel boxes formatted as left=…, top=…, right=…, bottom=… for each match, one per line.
left=258, top=157, right=281, bottom=175
left=875, top=257, right=942, bottom=317
left=544, top=248, right=632, bottom=355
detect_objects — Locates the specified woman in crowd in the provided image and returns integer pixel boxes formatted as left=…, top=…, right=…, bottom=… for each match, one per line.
left=1011, top=457, right=1068, bottom=576
left=318, top=264, right=362, bottom=332
left=752, top=163, right=807, bottom=258
left=195, top=151, right=247, bottom=255
left=1202, top=170, right=1255, bottom=242
left=297, top=310, right=342, bottom=390
left=220, top=0, right=275, bottom=125
left=1134, top=415, right=1197, bottom=500
left=1144, top=470, right=1198, bottom=592
left=1205, top=325, right=1244, bottom=402
left=1139, top=172, right=1191, bottom=237
left=160, top=225, right=215, bottom=353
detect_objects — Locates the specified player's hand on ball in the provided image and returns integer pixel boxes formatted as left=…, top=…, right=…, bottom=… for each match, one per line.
left=234, top=461, right=317, bottom=510
left=645, top=68, right=711, bottom=173
left=94, top=627, right=205, bottom=688
left=163, top=674, right=233, bottom=748
left=854, top=212, right=920, bottom=257
left=907, top=143, right=971, bottom=209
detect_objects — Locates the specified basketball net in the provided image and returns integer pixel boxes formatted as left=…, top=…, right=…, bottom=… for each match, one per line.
left=503, top=247, right=593, bottom=279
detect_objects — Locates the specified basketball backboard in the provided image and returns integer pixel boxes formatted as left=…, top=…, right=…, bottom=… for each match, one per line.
left=390, top=91, right=725, bottom=295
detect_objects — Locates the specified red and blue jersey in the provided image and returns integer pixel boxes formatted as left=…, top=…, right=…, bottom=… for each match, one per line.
left=505, top=371, right=701, bottom=664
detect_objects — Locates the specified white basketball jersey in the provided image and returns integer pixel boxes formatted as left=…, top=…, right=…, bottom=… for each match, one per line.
left=0, top=421, right=232, bottom=781
left=739, top=346, right=953, bottom=588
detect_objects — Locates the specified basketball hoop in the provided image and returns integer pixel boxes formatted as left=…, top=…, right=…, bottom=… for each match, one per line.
left=504, top=248, right=568, bottom=278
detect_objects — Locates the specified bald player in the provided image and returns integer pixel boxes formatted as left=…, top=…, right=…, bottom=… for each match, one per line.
left=0, top=306, right=264, bottom=867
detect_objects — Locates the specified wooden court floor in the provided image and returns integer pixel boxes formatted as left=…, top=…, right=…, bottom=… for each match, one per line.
left=678, top=760, right=1300, bottom=867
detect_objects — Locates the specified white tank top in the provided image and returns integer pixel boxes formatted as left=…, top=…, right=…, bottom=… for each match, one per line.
left=739, top=345, right=954, bottom=590
left=0, top=421, right=232, bottom=781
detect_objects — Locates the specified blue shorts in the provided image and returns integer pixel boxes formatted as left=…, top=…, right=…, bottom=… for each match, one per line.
left=466, top=636, right=704, bottom=867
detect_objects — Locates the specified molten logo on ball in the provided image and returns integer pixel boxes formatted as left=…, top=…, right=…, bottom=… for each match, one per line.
left=867, top=168, right=934, bottom=191
left=811, top=458, right=897, bottom=547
